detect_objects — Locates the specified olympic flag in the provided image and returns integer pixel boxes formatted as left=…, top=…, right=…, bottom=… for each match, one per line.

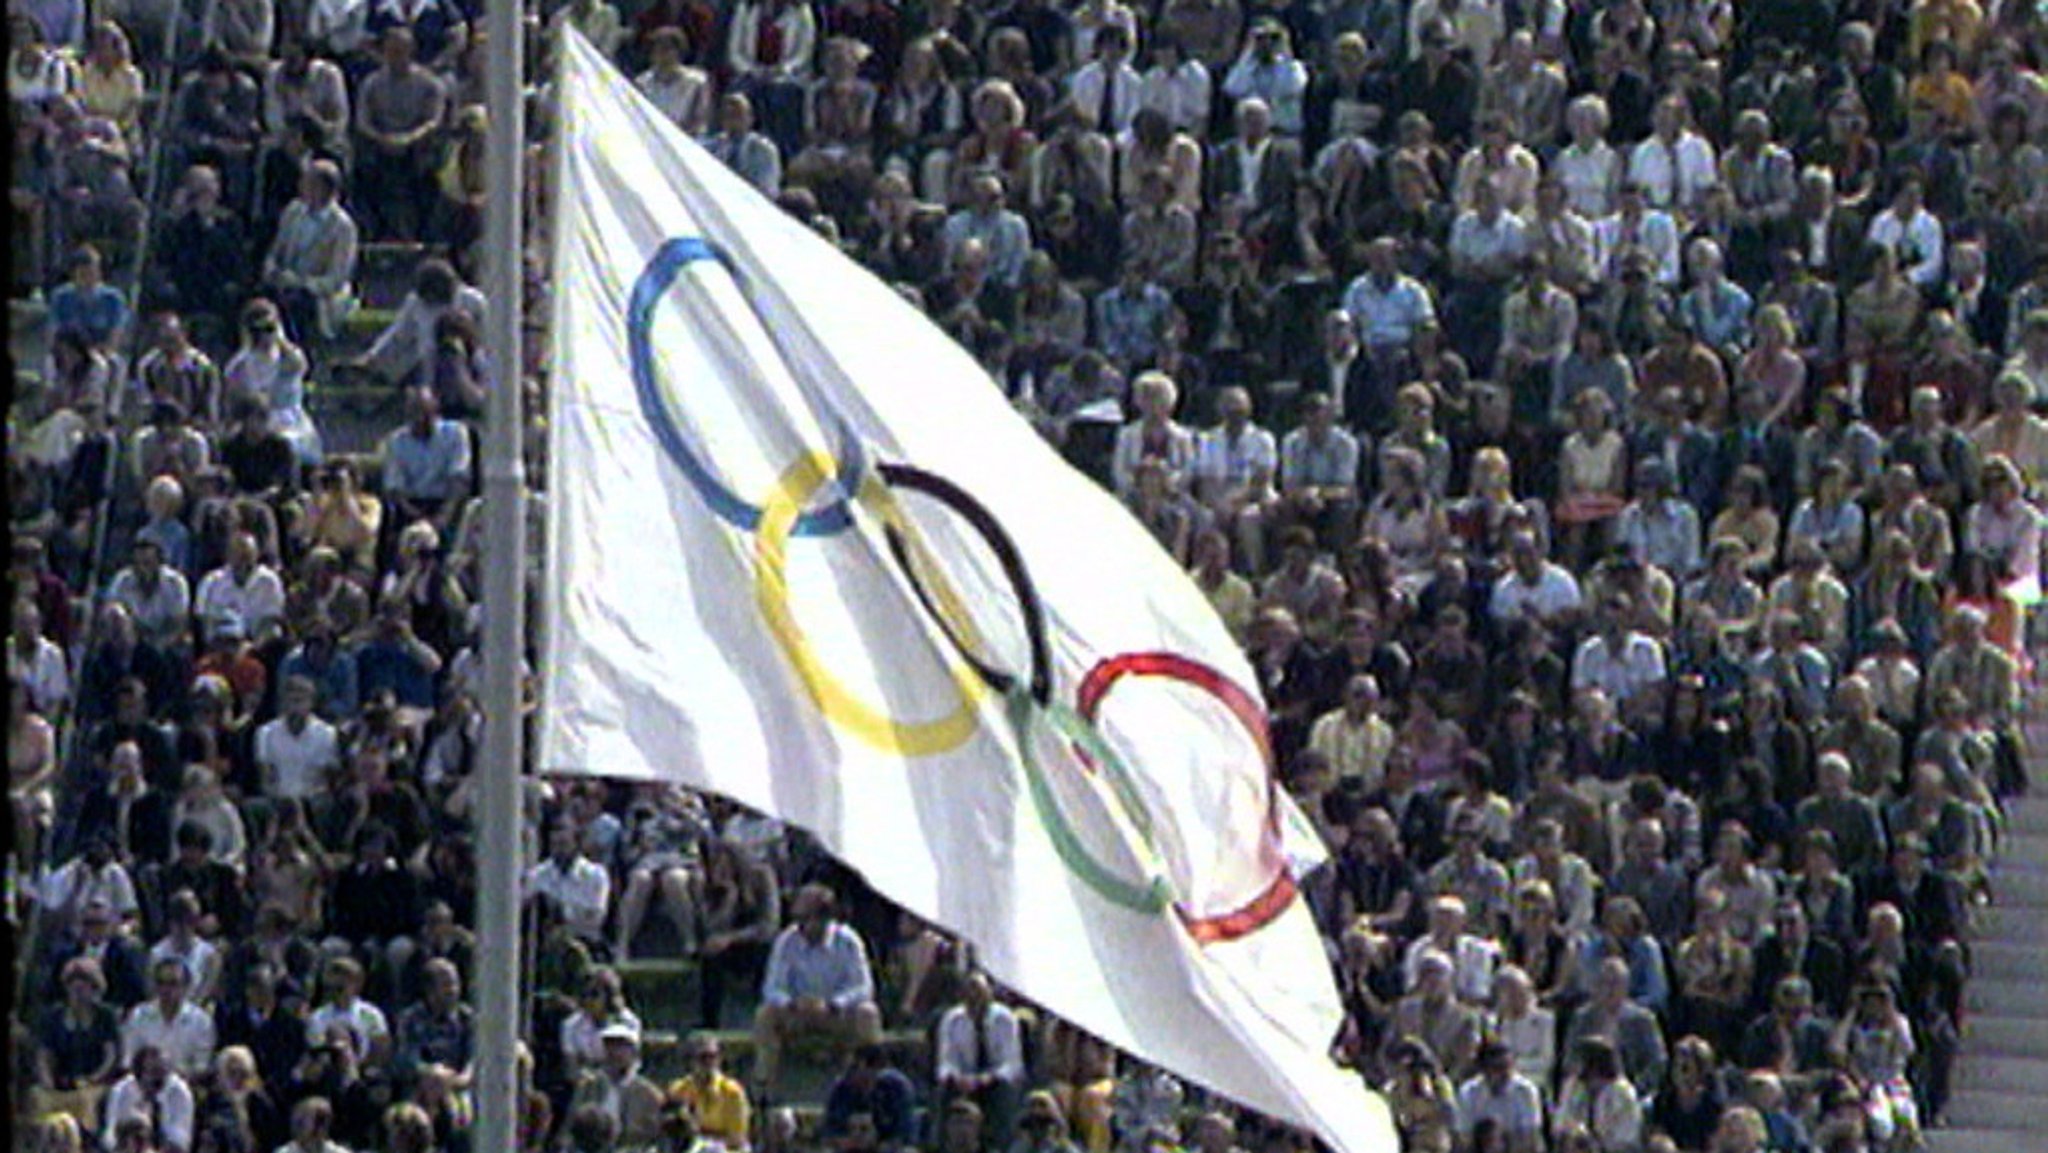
left=541, top=29, right=1395, bottom=1153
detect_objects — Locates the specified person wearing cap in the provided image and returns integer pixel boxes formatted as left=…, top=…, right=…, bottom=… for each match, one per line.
left=570, top=1018, right=665, bottom=1148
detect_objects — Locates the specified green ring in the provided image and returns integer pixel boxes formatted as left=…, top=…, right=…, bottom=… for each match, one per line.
left=1006, top=691, right=1174, bottom=914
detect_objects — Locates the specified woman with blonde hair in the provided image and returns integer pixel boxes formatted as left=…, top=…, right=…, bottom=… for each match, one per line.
left=1456, top=446, right=1551, bottom=560
left=952, top=79, right=1037, bottom=205
left=76, top=22, right=143, bottom=142
left=1739, top=304, right=1806, bottom=426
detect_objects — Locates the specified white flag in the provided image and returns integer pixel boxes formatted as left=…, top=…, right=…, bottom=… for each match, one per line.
left=541, top=29, right=1395, bottom=1153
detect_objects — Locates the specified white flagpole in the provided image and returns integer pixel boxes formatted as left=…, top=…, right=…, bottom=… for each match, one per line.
left=474, top=0, right=525, bottom=1149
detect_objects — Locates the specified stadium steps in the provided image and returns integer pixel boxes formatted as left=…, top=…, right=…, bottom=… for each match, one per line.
left=1935, top=707, right=2048, bottom=1150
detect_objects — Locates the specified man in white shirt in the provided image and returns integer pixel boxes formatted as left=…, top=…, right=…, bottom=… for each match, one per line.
left=1865, top=176, right=1945, bottom=288
left=1454, top=1041, right=1547, bottom=1153
left=754, top=883, right=882, bottom=1089
left=254, top=676, right=341, bottom=801
left=192, top=531, right=286, bottom=645
left=1307, top=673, right=1396, bottom=790
left=102, top=1045, right=195, bottom=1153
left=1402, top=895, right=1502, bottom=1005
left=1193, top=385, right=1278, bottom=572
left=1628, top=95, right=1717, bottom=218
left=122, top=958, right=217, bottom=1081
left=1571, top=594, right=1668, bottom=717
left=1490, top=532, right=1584, bottom=627
left=1343, top=237, right=1438, bottom=359
left=306, top=955, right=394, bottom=1071
left=1067, top=23, right=1143, bottom=137
left=1595, top=180, right=1683, bottom=286
left=934, top=974, right=1026, bottom=1144
left=525, top=821, right=613, bottom=945
left=104, top=539, right=191, bottom=653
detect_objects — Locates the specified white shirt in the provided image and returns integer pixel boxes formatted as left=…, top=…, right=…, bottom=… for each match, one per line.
left=525, top=854, right=613, bottom=940
left=101, top=1071, right=195, bottom=1152
left=1866, top=206, right=1946, bottom=287
left=1455, top=1072, right=1546, bottom=1145
left=1627, top=131, right=1718, bottom=215
left=1068, top=59, right=1144, bottom=135
left=934, top=1002, right=1026, bottom=1086
left=1594, top=208, right=1683, bottom=285
left=1140, top=60, right=1211, bottom=135
left=192, top=564, right=287, bottom=639
left=254, top=714, right=341, bottom=801
left=1404, top=933, right=1502, bottom=1004
left=121, top=999, right=218, bottom=1081
left=307, top=996, right=391, bottom=1063
left=11, top=635, right=70, bottom=715
left=1194, top=423, right=1278, bottom=494
left=39, top=858, right=140, bottom=923
left=1490, top=564, right=1583, bottom=623
left=1571, top=631, right=1668, bottom=706
left=105, top=567, right=193, bottom=649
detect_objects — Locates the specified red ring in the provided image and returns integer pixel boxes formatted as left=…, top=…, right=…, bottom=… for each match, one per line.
left=1075, top=652, right=1296, bottom=944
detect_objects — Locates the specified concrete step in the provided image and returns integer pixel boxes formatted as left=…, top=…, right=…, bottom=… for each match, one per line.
left=1967, top=940, right=2040, bottom=983
left=1952, top=1052, right=2048, bottom=1094
left=1961, top=1015, right=2048, bottom=1060
left=2006, top=799, right=2048, bottom=837
left=1969, top=902, right=2048, bottom=943
left=1966, top=976, right=2048, bottom=1019
left=1946, top=1087, right=2042, bottom=1131
left=1932, top=1126, right=2038, bottom=1153
left=1985, top=863, right=2048, bottom=908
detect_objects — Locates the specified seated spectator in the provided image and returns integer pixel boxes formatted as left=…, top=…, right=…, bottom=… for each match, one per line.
left=32, top=955, right=122, bottom=1130
left=121, top=957, right=217, bottom=1082
left=1452, top=1040, right=1544, bottom=1153
left=194, top=531, right=287, bottom=646
left=381, top=388, right=473, bottom=529
left=353, top=28, right=448, bottom=240
left=822, top=1044, right=920, bottom=1148
left=754, top=883, right=883, bottom=1090
left=154, top=166, right=250, bottom=343
left=395, top=958, right=474, bottom=1087
left=345, top=258, right=489, bottom=392
left=569, top=1022, right=665, bottom=1148
left=223, top=298, right=323, bottom=465
left=101, top=1045, right=196, bottom=1153
left=260, top=159, right=359, bottom=344
left=663, top=1032, right=752, bottom=1150
left=46, top=244, right=130, bottom=351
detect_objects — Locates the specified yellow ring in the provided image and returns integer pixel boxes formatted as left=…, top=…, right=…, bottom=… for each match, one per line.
left=754, top=452, right=988, bottom=756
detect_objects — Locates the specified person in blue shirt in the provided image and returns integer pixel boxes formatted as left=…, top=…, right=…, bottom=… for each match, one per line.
left=753, top=883, right=882, bottom=1091
left=821, top=1044, right=920, bottom=1147
left=46, top=245, right=130, bottom=350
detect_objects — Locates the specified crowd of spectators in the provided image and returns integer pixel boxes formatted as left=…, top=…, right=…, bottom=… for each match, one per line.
left=10, top=0, right=2048, bottom=1152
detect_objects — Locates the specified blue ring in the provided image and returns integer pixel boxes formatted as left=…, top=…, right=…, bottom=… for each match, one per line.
left=628, top=237, right=865, bottom=536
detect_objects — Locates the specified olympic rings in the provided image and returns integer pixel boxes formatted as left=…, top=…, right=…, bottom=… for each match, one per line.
left=1006, top=690, right=1174, bottom=914
left=875, top=462, right=1053, bottom=705
left=630, top=237, right=1297, bottom=940
left=753, top=452, right=989, bottom=757
left=1076, top=653, right=1297, bottom=944
left=629, top=237, right=866, bottom=537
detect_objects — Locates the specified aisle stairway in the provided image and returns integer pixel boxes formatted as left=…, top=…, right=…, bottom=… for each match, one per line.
left=1937, top=708, right=2048, bottom=1153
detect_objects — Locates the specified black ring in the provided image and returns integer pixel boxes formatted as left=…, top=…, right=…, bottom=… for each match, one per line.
left=875, top=461, right=1054, bottom=707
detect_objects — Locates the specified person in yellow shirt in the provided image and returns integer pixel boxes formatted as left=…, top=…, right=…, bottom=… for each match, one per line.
left=1909, top=0, right=1982, bottom=62
left=665, top=1034, right=752, bottom=1151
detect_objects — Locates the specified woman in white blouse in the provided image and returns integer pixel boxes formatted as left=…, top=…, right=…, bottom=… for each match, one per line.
left=1554, top=95, right=1621, bottom=220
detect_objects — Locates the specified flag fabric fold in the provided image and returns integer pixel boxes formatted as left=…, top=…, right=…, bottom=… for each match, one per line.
left=540, top=29, right=1395, bottom=1153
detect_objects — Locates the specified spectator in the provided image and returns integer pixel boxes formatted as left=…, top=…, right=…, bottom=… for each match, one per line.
left=754, top=883, right=882, bottom=1090
left=120, top=958, right=216, bottom=1082
left=101, top=1045, right=195, bottom=1153
left=260, top=159, right=358, bottom=344
left=569, top=1022, right=665, bottom=1148
left=353, top=28, right=448, bottom=240
left=380, top=388, right=472, bottom=529
left=664, top=1033, right=752, bottom=1151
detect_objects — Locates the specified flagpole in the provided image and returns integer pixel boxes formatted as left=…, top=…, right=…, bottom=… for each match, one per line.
left=474, top=0, right=526, bottom=1149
